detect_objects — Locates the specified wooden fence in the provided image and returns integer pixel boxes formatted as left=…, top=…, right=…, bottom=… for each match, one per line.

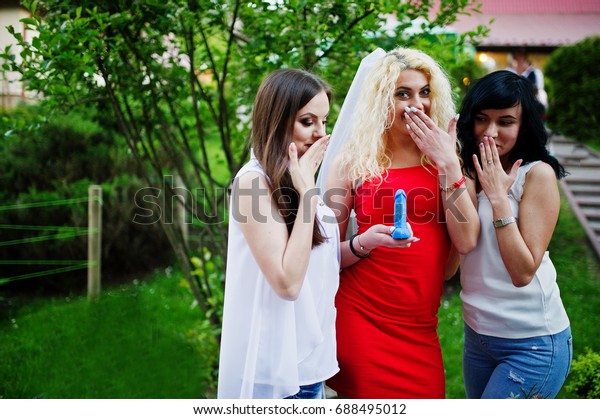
left=0, top=185, right=102, bottom=301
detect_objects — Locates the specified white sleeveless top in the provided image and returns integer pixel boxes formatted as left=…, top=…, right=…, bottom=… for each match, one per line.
left=460, top=161, right=570, bottom=338
left=217, top=156, right=340, bottom=399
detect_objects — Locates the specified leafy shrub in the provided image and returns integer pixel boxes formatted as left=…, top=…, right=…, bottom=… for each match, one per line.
left=544, top=36, right=600, bottom=144
left=565, top=349, right=600, bottom=398
left=0, top=106, right=173, bottom=294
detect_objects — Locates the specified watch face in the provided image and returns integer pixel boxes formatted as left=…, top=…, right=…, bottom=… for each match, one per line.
left=494, top=217, right=515, bottom=228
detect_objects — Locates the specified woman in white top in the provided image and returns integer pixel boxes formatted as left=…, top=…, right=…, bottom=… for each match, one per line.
left=457, top=70, right=571, bottom=398
left=217, top=69, right=340, bottom=399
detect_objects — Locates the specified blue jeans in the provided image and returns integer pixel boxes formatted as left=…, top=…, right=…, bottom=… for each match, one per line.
left=284, top=382, right=325, bottom=399
left=463, top=324, right=572, bottom=399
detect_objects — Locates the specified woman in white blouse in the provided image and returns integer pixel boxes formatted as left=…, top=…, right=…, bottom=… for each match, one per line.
left=217, top=69, right=340, bottom=399
left=457, top=70, right=571, bottom=399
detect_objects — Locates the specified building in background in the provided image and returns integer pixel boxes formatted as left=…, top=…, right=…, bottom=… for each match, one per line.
left=0, top=0, right=35, bottom=109
left=449, top=0, right=600, bottom=72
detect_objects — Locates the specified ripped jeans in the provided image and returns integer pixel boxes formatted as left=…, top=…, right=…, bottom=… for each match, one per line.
left=284, top=382, right=325, bottom=399
left=463, top=323, right=572, bottom=399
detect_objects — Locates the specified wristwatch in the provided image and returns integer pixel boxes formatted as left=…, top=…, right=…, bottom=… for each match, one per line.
left=493, top=216, right=517, bottom=228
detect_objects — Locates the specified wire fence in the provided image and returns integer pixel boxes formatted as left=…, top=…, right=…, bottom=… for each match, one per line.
left=0, top=186, right=102, bottom=299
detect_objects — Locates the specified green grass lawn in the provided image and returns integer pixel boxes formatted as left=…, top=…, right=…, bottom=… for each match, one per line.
left=1, top=192, right=598, bottom=399
left=0, top=270, right=219, bottom=398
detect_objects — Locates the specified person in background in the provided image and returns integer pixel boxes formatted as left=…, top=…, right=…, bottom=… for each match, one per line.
left=457, top=70, right=571, bottom=399
left=323, top=47, right=478, bottom=398
left=507, top=48, right=548, bottom=116
left=217, top=68, right=340, bottom=399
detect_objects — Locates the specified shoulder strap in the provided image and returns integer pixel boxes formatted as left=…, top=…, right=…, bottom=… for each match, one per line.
left=510, top=161, right=541, bottom=202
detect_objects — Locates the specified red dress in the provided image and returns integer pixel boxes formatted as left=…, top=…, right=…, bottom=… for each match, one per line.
left=327, top=166, right=451, bottom=398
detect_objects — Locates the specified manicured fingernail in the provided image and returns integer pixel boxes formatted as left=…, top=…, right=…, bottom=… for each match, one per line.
left=406, top=124, right=411, bottom=130
left=405, top=106, right=412, bottom=113
left=410, top=106, right=418, bottom=112
left=455, top=113, right=460, bottom=121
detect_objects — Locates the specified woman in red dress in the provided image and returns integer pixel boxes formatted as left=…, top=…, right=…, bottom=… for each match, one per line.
left=324, top=47, right=479, bottom=398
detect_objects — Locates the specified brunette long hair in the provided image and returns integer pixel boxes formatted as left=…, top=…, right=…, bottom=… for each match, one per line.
left=251, top=69, right=331, bottom=247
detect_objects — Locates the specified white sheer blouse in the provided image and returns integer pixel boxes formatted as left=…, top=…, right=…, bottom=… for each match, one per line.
left=217, top=156, right=340, bottom=399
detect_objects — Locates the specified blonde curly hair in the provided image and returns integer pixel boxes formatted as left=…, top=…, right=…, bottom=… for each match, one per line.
left=339, top=47, right=456, bottom=183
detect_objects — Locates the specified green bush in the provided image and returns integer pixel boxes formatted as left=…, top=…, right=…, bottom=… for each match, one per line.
left=0, top=106, right=173, bottom=293
left=565, top=349, right=600, bottom=398
left=544, top=36, right=600, bottom=144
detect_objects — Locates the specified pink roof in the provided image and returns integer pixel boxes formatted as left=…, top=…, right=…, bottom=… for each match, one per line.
left=476, top=0, right=600, bottom=14
left=449, top=0, right=600, bottom=48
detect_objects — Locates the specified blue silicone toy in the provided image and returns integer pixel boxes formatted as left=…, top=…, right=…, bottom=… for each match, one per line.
left=391, top=189, right=411, bottom=239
